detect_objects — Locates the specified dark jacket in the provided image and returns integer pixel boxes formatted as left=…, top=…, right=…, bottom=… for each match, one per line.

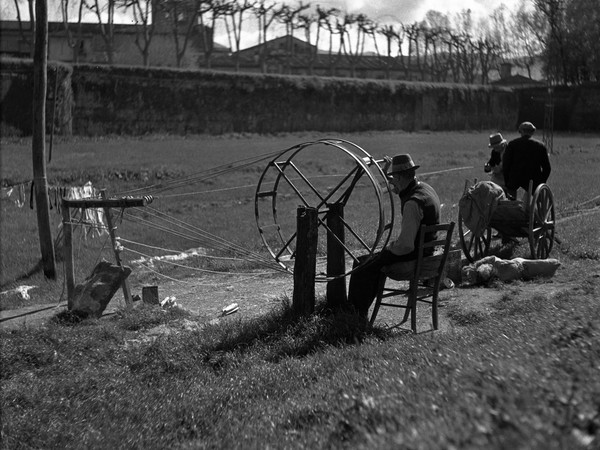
left=399, top=180, right=441, bottom=258
left=503, top=135, right=551, bottom=193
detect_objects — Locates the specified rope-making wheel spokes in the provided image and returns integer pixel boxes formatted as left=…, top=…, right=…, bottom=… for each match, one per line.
left=458, top=209, right=492, bottom=263
left=255, top=138, right=394, bottom=281
left=529, top=183, right=555, bottom=259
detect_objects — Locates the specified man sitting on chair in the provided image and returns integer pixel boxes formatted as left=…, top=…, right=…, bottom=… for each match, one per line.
left=348, top=154, right=441, bottom=320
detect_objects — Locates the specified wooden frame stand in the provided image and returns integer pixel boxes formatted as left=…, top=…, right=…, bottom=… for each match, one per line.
left=61, top=191, right=151, bottom=310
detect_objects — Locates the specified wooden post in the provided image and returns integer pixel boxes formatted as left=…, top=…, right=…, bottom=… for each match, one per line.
left=61, top=201, right=75, bottom=310
left=142, top=286, right=159, bottom=305
left=293, top=206, right=318, bottom=316
left=32, top=0, right=56, bottom=279
left=326, top=202, right=347, bottom=308
left=101, top=190, right=132, bottom=308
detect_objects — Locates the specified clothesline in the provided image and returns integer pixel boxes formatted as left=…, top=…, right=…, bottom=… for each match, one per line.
left=0, top=180, right=102, bottom=211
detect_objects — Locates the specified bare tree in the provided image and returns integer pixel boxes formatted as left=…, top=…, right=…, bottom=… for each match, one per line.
left=403, top=22, right=420, bottom=80
left=252, top=0, right=283, bottom=73
left=198, top=0, right=229, bottom=69
left=528, top=0, right=600, bottom=84
left=222, top=0, right=256, bottom=72
left=475, top=37, right=501, bottom=84
left=83, top=0, right=118, bottom=64
left=533, top=0, right=568, bottom=83
left=123, top=0, right=155, bottom=66
left=376, top=24, right=405, bottom=80
left=277, top=2, right=310, bottom=74
left=12, top=0, right=35, bottom=57
left=316, top=5, right=340, bottom=76
left=424, top=11, right=451, bottom=81
left=337, top=13, right=371, bottom=78
left=158, top=0, right=201, bottom=68
left=60, top=0, right=86, bottom=62
left=297, top=8, right=317, bottom=75
left=512, top=3, right=546, bottom=79
left=562, top=0, right=600, bottom=83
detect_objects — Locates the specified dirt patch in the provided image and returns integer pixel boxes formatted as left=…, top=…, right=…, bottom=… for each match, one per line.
left=3, top=258, right=596, bottom=333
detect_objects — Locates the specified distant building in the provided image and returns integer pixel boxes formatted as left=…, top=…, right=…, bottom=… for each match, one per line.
left=0, top=19, right=228, bottom=68
left=212, top=35, right=423, bottom=80
left=490, top=61, right=545, bottom=87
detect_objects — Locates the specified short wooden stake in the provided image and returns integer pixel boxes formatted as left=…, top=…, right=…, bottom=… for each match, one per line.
left=142, top=286, right=159, bottom=305
left=61, top=200, right=75, bottom=309
left=293, top=206, right=318, bottom=316
left=101, top=190, right=132, bottom=308
left=326, top=202, right=347, bottom=308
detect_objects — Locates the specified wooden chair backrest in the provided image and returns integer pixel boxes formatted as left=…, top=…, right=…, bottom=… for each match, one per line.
left=414, top=222, right=455, bottom=280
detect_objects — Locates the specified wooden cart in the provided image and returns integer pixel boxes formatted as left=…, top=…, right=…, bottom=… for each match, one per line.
left=458, top=180, right=555, bottom=263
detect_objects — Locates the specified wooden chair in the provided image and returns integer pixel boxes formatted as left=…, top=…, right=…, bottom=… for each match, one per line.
left=369, top=222, right=455, bottom=333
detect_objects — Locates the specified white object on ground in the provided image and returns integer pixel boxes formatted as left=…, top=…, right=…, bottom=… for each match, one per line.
left=160, top=296, right=178, bottom=308
left=222, top=303, right=239, bottom=316
left=0, top=285, right=37, bottom=300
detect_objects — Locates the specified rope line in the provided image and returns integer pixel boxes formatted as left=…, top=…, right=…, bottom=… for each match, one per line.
left=115, top=147, right=287, bottom=197
left=123, top=246, right=285, bottom=277
left=118, top=236, right=255, bottom=262
left=120, top=207, right=288, bottom=273
left=124, top=254, right=284, bottom=288
left=143, top=205, right=280, bottom=265
left=556, top=206, right=600, bottom=224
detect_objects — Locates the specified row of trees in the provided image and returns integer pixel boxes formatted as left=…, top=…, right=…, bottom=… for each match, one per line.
left=9, top=0, right=600, bottom=84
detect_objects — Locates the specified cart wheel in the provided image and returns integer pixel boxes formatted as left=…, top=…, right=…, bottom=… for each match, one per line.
left=529, top=183, right=555, bottom=259
left=255, top=139, right=394, bottom=281
left=458, top=209, right=492, bottom=263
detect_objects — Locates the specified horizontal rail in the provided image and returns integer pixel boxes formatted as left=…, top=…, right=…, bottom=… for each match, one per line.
left=62, top=196, right=152, bottom=208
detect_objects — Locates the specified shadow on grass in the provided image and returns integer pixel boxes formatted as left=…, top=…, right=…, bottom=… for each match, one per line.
left=109, top=297, right=398, bottom=378
left=35, top=297, right=394, bottom=379
left=199, top=298, right=394, bottom=363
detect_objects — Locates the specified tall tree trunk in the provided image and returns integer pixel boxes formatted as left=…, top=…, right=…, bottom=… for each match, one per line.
left=33, top=0, right=56, bottom=279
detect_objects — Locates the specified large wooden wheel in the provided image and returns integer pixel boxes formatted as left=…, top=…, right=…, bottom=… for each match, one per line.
left=458, top=209, right=492, bottom=263
left=255, top=138, right=395, bottom=281
left=528, top=183, right=555, bottom=259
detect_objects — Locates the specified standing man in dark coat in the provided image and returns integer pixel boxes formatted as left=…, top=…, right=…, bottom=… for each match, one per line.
left=347, top=154, right=441, bottom=320
left=502, top=121, right=552, bottom=199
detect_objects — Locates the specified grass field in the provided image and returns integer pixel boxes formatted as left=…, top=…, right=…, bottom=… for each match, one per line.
left=2, top=131, right=599, bottom=299
left=1, top=131, right=600, bottom=449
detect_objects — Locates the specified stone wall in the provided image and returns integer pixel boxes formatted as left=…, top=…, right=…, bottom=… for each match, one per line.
left=0, top=58, right=73, bottom=136
left=517, top=84, right=600, bottom=132
left=14, top=59, right=597, bottom=136
left=69, top=64, right=518, bottom=135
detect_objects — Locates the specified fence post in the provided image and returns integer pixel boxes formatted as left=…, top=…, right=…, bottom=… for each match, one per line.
left=61, top=200, right=75, bottom=310
left=293, top=206, right=318, bottom=316
left=326, top=202, right=347, bottom=308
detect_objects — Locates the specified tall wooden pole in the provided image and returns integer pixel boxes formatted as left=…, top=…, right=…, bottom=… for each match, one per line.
left=32, top=0, right=56, bottom=279
left=326, top=202, right=347, bottom=308
left=292, top=206, right=318, bottom=316
left=61, top=202, right=75, bottom=309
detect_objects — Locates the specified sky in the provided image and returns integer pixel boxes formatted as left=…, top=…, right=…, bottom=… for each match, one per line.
left=2, top=0, right=526, bottom=50
left=317, top=0, right=522, bottom=25
left=219, top=0, right=527, bottom=50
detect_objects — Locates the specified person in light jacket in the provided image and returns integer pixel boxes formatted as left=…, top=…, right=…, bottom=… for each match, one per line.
left=484, top=132, right=508, bottom=191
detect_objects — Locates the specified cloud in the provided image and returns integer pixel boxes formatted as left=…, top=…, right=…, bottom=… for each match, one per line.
left=322, top=0, right=521, bottom=24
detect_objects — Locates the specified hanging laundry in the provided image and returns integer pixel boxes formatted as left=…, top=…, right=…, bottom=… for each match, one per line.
left=65, top=181, right=107, bottom=239
left=0, top=182, right=27, bottom=207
